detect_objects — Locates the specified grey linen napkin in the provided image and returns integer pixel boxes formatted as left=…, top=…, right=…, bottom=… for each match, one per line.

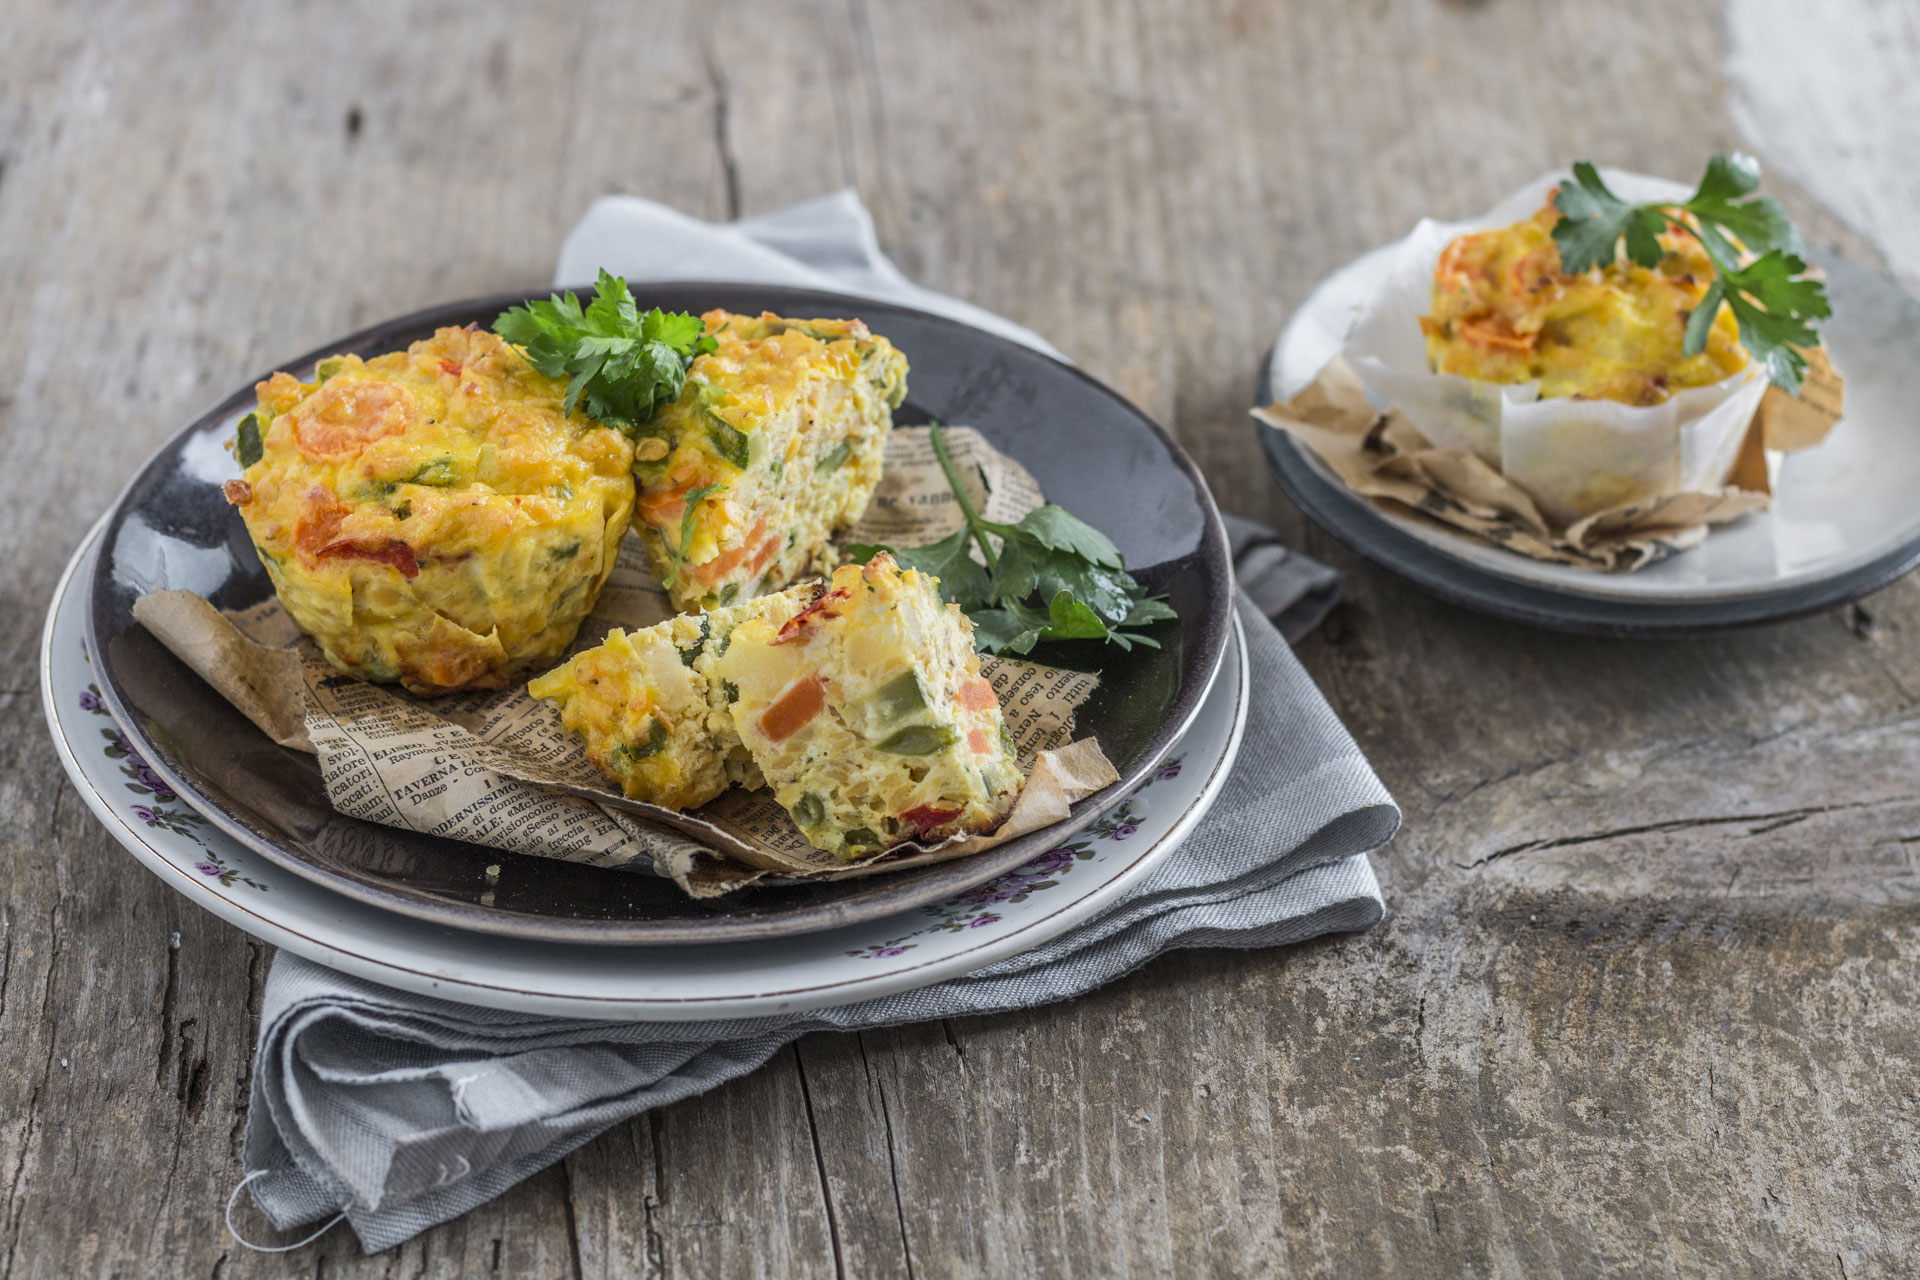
left=234, top=194, right=1399, bottom=1252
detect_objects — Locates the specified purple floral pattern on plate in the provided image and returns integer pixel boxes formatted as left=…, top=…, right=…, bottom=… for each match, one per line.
left=78, top=668, right=271, bottom=892
left=844, top=757, right=1182, bottom=959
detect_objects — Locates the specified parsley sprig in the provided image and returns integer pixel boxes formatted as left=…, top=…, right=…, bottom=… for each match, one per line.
left=494, top=270, right=716, bottom=432
left=848, top=424, right=1176, bottom=655
left=1551, top=155, right=1830, bottom=392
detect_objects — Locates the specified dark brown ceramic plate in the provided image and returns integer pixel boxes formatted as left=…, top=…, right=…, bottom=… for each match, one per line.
left=87, top=283, right=1231, bottom=944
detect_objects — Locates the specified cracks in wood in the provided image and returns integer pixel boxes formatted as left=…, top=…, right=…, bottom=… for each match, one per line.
left=0, top=913, right=13, bottom=1030
left=230, top=939, right=267, bottom=1158
left=1744, top=812, right=1817, bottom=837
left=698, top=35, right=741, bottom=220
left=0, top=1083, right=39, bottom=1280
left=558, top=1157, right=585, bottom=1280
left=1461, top=797, right=1909, bottom=869
left=641, top=1111, right=666, bottom=1276
left=1425, top=752, right=1575, bottom=816
left=941, top=1019, right=966, bottom=1065
left=792, top=1044, right=848, bottom=1280
left=2, top=903, right=63, bottom=1280
left=157, top=927, right=182, bottom=1085
left=176, top=1016, right=210, bottom=1120
left=856, top=1033, right=917, bottom=1280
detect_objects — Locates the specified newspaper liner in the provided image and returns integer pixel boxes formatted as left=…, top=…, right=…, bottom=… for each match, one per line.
left=1254, top=354, right=1844, bottom=572
left=133, top=427, right=1120, bottom=898
left=1334, top=166, right=1844, bottom=542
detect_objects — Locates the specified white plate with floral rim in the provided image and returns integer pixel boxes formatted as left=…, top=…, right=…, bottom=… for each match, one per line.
left=44, top=522, right=1250, bottom=1021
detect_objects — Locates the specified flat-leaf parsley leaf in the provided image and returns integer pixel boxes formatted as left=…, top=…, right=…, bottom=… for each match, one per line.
left=1550, top=155, right=1830, bottom=393
left=847, top=424, right=1176, bottom=655
left=493, top=269, right=717, bottom=432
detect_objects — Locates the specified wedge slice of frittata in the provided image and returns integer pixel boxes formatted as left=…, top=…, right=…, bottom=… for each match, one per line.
left=630, top=311, right=908, bottom=613
left=713, top=553, right=1024, bottom=859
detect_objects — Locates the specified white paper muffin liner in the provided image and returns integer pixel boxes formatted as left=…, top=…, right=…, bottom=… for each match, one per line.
left=1344, top=169, right=1768, bottom=525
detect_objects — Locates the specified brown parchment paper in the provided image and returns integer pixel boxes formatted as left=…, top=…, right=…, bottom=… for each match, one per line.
left=1253, top=353, right=1846, bottom=572
left=133, top=427, right=1119, bottom=897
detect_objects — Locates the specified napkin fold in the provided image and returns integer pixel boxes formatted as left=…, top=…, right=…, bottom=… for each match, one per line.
left=234, top=191, right=1397, bottom=1254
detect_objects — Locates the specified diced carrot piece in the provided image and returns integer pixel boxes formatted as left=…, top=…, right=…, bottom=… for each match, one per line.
left=759, top=674, right=826, bottom=743
left=636, top=479, right=695, bottom=527
left=957, top=677, right=997, bottom=712
left=747, top=531, right=782, bottom=576
left=693, top=518, right=769, bottom=586
left=967, top=729, right=990, bottom=754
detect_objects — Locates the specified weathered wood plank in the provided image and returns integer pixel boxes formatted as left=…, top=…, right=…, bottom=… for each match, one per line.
left=3, top=0, right=1919, bottom=1276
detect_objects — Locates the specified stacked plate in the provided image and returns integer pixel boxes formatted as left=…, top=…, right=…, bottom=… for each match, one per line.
left=1258, top=246, right=1920, bottom=634
left=51, top=285, right=1245, bottom=1020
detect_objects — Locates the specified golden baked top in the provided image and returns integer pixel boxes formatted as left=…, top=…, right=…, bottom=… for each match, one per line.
left=226, top=325, right=634, bottom=692
left=1421, top=199, right=1750, bottom=405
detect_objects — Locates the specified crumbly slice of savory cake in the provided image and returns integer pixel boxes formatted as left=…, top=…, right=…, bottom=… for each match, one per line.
left=630, top=311, right=908, bottom=613
left=527, top=586, right=817, bottom=808
left=712, top=553, right=1025, bottom=859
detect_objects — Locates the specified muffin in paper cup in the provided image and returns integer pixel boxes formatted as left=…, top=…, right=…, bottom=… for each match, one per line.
left=1344, top=168, right=1769, bottom=525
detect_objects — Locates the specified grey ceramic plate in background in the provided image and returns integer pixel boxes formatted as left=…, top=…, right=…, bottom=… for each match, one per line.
left=87, top=283, right=1232, bottom=944
left=1256, top=251, right=1920, bottom=635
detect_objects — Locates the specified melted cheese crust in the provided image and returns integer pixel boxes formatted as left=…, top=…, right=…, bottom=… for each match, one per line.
left=1422, top=200, right=1750, bottom=405
left=714, top=555, right=1024, bottom=859
left=633, top=312, right=908, bottom=613
left=226, top=326, right=635, bottom=694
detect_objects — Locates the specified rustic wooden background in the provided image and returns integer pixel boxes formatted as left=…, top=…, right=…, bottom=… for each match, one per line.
left=5, top=0, right=1918, bottom=1275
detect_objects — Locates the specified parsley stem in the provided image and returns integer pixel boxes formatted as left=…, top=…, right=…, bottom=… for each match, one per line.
left=928, top=423, right=998, bottom=573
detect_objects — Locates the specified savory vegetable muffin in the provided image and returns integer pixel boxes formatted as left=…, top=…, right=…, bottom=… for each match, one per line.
left=1421, top=199, right=1751, bottom=406
left=713, top=553, right=1024, bottom=859
left=224, top=325, right=635, bottom=695
left=526, top=586, right=816, bottom=808
left=631, top=311, right=908, bottom=613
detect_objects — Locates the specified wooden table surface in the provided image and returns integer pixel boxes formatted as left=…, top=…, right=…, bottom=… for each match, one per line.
left=6, top=2, right=1919, bottom=1275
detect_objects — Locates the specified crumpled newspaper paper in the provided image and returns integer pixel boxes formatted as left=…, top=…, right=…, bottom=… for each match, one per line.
left=1254, top=354, right=1842, bottom=572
